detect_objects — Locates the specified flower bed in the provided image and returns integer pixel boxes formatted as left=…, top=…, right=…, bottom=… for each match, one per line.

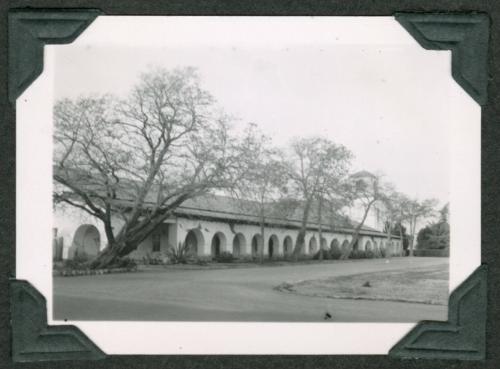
left=53, top=266, right=137, bottom=277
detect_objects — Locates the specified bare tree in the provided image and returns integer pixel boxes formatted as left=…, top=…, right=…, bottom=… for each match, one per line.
left=54, top=67, right=247, bottom=268
left=230, top=124, right=289, bottom=263
left=315, top=172, right=352, bottom=259
left=284, top=137, right=352, bottom=259
left=339, top=172, right=390, bottom=259
left=405, top=198, right=438, bottom=256
left=380, top=188, right=404, bottom=254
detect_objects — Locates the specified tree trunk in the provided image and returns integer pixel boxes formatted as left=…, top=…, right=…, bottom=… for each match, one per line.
left=91, top=219, right=159, bottom=268
left=90, top=204, right=184, bottom=269
left=318, top=197, right=323, bottom=261
left=90, top=240, right=127, bottom=269
left=386, top=222, right=392, bottom=243
left=409, top=216, right=416, bottom=256
left=260, top=215, right=265, bottom=264
left=293, top=199, right=311, bottom=261
left=385, top=221, right=392, bottom=257
left=399, top=226, right=404, bottom=256
left=340, top=200, right=375, bottom=260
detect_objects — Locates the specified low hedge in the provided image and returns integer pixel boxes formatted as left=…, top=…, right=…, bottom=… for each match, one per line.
left=312, top=248, right=342, bottom=260
left=214, top=251, right=235, bottom=263
left=414, top=248, right=449, bottom=257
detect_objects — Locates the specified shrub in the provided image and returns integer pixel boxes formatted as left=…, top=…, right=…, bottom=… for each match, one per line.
left=166, top=242, right=193, bottom=264
left=274, top=253, right=287, bottom=261
left=379, top=247, right=387, bottom=258
left=365, top=250, right=376, bottom=259
left=214, top=251, right=234, bottom=263
left=57, top=252, right=91, bottom=271
left=59, top=259, right=89, bottom=271
left=329, top=246, right=342, bottom=260
left=236, top=255, right=254, bottom=263
left=417, top=221, right=449, bottom=250
left=142, top=253, right=165, bottom=265
left=73, top=252, right=90, bottom=264
left=312, top=249, right=330, bottom=260
left=299, top=254, right=313, bottom=261
left=110, top=257, right=137, bottom=270
left=348, top=249, right=366, bottom=259
left=193, top=257, right=209, bottom=266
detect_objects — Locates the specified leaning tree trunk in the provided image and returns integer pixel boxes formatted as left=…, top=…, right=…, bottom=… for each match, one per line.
left=408, top=216, right=416, bottom=257
left=317, top=198, right=323, bottom=261
left=90, top=214, right=168, bottom=269
left=293, top=200, right=311, bottom=261
left=385, top=221, right=392, bottom=257
left=385, top=222, right=392, bottom=244
left=259, top=216, right=265, bottom=264
left=90, top=240, right=128, bottom=269
left=340, top=200, right=375, bottom=260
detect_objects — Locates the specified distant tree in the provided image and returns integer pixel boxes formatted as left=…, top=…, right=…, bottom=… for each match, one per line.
left=54, top=67, right=248, bottom=269
left=317, top=184, right=351, bottom=260
left=416, top=203, right=450, bottom=250
left=380, top=190, right=411, bottom=255
left=379, top=186, right=399, bottom=247
left=386, top=221, right=410, bottom=254
left=439, top=203, right=449, bottom=223
left=284, top=137, right=352, bottom=260
left=339, top=172, right=391, bottom=259
left=231, top=124, right=289, bottom=263
left=405, top=198, right=439, bottom=256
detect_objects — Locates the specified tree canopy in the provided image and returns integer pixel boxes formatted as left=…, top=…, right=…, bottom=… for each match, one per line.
left=54, top=67, right=248, bottom=267
left=416, top=203, right=450, bottom=250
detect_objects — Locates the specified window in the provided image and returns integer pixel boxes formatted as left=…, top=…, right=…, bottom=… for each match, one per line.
left=152, top=231, right=161, bottom=252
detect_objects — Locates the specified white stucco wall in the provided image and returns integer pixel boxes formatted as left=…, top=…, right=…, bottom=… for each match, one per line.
left=53, top=205, right=106, bottom=259
left=53, top=206, right=402, bottom=260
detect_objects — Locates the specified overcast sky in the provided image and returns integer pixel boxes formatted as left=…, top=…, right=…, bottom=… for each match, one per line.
left=53, top=16, right=453, bottom=206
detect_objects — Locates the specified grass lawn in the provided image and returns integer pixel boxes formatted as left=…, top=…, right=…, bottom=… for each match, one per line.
left=275, top=264, right=449, bottom=305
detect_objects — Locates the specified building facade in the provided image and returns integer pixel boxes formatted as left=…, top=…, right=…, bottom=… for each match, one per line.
left=54, top=194, right=403, bottom=261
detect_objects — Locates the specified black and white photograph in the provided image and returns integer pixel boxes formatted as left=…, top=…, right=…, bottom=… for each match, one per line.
left=15, top=16, right=481, bottom=354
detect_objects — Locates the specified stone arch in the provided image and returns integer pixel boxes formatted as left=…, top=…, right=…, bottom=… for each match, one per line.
left=251, top=234, right=263, bottom=257
left=232, top=233, right=246, bottom=257
left=365, top=240, right=372, bottom=251
left=330, top=238, right=340, bottom=252
left=341, top=239, right=350, bottom=252
left=373, top=241, right=378, bottom=249
left=295, top=234, right=305, bottom=255
left=380, top=241, right=386, bottom=254
left=211, top=232, right=227, bottom=257
left=268, top=234, right=279, bottom=258
left=320, top=237, right=327, bottom=250
left=70, top=224, right=100, bottom=259
left=283, top=236, right=293, bottom=256
left=185, top=229, right=205, bottom=256
left=309, top=237, right=318, bottom=254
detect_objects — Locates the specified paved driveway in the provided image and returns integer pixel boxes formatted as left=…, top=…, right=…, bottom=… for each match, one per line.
left=53, top=257, right=449, bottom=322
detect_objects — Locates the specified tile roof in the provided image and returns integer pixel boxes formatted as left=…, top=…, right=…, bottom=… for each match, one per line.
left=173, top=194, right=386, bottom=237
left=55, top=167, right=389, bottom=237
